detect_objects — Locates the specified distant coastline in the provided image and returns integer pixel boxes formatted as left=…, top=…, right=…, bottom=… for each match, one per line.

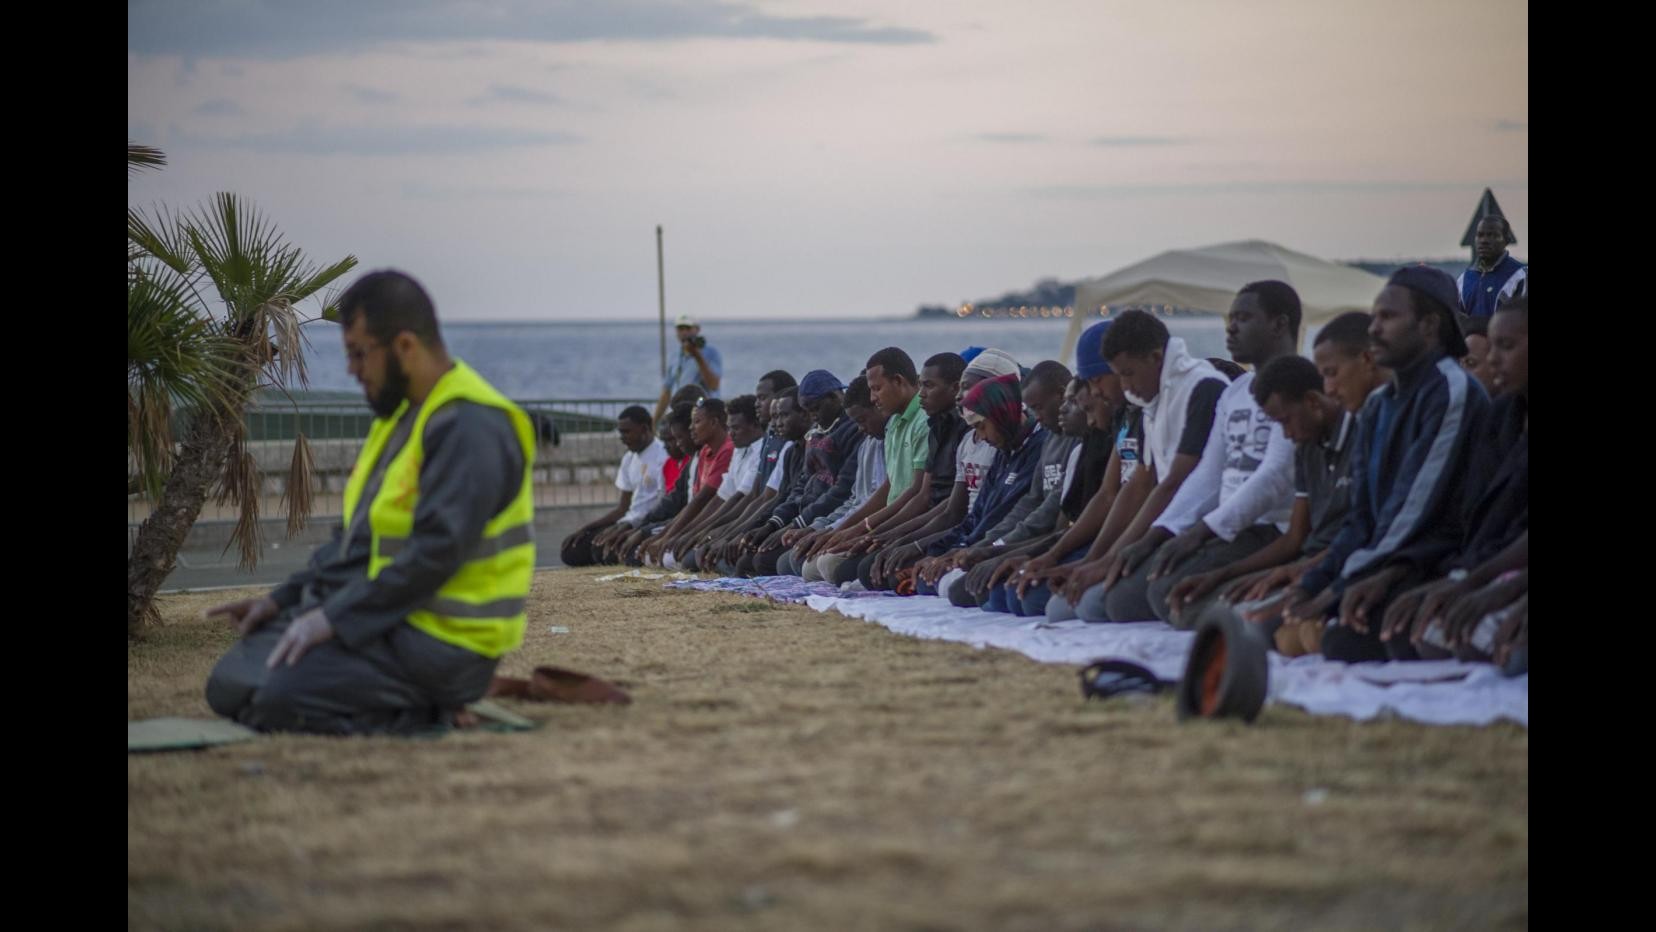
left=913, top=257, right=1474, bottom=320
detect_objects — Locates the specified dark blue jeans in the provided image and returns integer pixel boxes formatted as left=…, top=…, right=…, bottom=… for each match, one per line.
left=1006, top=546, right=1089, bottom=616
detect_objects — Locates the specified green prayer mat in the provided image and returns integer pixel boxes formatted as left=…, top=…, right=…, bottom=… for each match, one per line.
left=128, top=717, right=259, bottom=753
left=464, top=700, right=536, bottom=732
left=128, top=702, right=533, bottom=751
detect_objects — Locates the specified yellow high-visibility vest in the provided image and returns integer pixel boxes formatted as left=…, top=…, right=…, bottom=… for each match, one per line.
left=341, top=360, right=536, bottom=658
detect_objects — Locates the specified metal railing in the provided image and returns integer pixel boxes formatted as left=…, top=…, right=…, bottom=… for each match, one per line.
left=128, top=397, right=655, bottom=525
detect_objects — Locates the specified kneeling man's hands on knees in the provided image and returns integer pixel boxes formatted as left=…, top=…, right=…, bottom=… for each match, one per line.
left=207, top=596, right=280, bottom=638
left=266, top=608, right=335, bottom=669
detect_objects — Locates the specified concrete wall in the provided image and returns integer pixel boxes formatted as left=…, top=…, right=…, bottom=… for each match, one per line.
left=136, top=504, right=617, bottom=592
left=248, top=432, right=627, bottom=495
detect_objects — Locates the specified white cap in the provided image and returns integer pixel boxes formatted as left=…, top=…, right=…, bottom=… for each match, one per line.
left=964, top=347, right=1020, bottom=379
left=675, top=313, right=699, bottom=328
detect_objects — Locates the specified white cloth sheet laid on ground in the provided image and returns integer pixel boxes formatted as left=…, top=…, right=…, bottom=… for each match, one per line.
left=799, top=593, right=1528, bottom=728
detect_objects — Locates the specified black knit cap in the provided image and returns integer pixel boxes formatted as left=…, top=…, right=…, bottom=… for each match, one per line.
left=1387, top=265, right=1469, bottom=357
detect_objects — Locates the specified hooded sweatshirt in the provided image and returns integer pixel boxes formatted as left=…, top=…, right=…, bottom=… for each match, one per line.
left=1131, top=337, right=1226, bottom=482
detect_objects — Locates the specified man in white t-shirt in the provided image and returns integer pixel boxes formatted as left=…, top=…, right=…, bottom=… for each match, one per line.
left=563, top=405, right=668, bottom=566
left=954, top=429, right=998, bottom=511
left=1102, top=281, right=1303, bottom=626
left=660, top=395, right=768, bottom=571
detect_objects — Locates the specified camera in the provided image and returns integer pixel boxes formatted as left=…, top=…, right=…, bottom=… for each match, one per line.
left=685, top=334, right=707, bottom=350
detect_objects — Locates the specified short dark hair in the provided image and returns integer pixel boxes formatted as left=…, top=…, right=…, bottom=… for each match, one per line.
left=1458, top=313, right=1489, bottom=338
left=671, top=383, right=708, bottom=407
left=922, top=352, right=966, bottom=384
left=759, top=369, right=797, bottom=391
left=865, top=347, right=918, bottom=385
left=336, top=270, right=444, bottom=348
left=774, top=386, right=799, bottom=407
left=1208, top=358, right=1247, bottom=382
left=668, top=402, right=694, bottom=430
left=1314, top=312, right=1372, bottom=356
left=696, top=398, right=727, bottom=424
left=726, top=394, right=758, bottom=423
left=1024, top=360, right=1072, bottom=394
left=1495, top=294, right=1528, bottom=317
left=1100, top=310, right=1169, bottom=360
left=618, top=405, right=652, bottom=428
left=1477, top=214, right=1516, bottom=242
left=844, top=375, right=872, bottom=409
left=1237, top=280, right=1302, bottom=340
left=1251, top=355, right=1323, bottom=406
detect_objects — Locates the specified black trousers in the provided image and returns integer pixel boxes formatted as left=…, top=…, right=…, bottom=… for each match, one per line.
left=856, top=546, right=925, bottom=591
left=735, top=545, right=787, bottom=577
left=560, top=526, right=605, bottom=567
left=205, top=613, right=497, bottom=735
left=832, top=551, right=870, bottom=586
left=948, top=549, right=1041, bottom=607
left=1318, top=568, right=1427, bottom=663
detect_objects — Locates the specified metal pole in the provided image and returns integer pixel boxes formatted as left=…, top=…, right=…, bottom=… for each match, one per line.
left=656, top=225, right=667, bottom=380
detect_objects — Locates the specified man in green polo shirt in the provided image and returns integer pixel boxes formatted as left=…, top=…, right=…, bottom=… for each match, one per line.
left=796, top=347, right=931, bottom=582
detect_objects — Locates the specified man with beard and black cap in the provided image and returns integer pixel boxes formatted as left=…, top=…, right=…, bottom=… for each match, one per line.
left=1379, top=295, right=1528, bottom=666
left=1280, top=266, right=1491, bottom=663
left=204, top=270, right=536, bottom=735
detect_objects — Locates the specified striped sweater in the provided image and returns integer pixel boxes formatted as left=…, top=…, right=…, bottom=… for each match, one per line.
left=1298, top=351, right=1491, bottom=597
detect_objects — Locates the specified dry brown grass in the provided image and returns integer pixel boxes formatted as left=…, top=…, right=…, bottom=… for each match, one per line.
left=129, top=567, right=1527, bottom=931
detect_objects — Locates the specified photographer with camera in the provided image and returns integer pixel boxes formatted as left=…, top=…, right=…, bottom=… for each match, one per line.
left=653, top=313, right=724, bottom=424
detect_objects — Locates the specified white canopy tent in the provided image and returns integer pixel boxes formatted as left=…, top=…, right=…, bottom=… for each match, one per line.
left=1060, top=240, right=1387, bottom=362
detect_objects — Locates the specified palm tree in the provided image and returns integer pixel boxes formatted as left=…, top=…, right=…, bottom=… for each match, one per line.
left=128, top=144, right=358, bottom=636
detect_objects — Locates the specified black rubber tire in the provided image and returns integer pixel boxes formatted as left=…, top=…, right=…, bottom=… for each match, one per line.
left=1176, top=601, right=1270, bottom=723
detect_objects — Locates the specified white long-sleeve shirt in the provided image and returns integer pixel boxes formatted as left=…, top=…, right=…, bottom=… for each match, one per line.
left=617, top=438, right=671, bottom=526
left=1154, top=372, right=1295, bottom=540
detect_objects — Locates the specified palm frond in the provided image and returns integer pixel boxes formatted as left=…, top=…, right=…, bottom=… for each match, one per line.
left=128, top=204, right=200, bottom=277
left=290, top=255, right=361, bottom=304
left=131, top=187, right=358, bottom=586
left=128, top=275, right=247, bottom=498
left=229, top=453, right=264, bottom=570
left=216, top=434, right=263, bottom=570
left=128, top=142, right=166, bottom=175
left=186, top=193, right=278, bottom=321
left=283, top=432, right=316, bottom=536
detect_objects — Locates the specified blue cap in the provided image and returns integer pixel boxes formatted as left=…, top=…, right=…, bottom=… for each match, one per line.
left=1075, top=320, right=1114, bottom=378
left=798, top=369, right=847, bottom=403
left=960, top=346, right=986, bottom=364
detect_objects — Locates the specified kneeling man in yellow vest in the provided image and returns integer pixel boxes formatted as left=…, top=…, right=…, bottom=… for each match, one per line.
left=205, top=270, right=536, bottom=735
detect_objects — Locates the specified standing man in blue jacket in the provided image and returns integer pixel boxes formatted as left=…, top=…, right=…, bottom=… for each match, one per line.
left=1458, top=215, right=1527, bottom=317
left=1281, top=266, right=1490, bottom=662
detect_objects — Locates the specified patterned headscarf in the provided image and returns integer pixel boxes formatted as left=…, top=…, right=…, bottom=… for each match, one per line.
left=961, top=373, right=1036, bottom=449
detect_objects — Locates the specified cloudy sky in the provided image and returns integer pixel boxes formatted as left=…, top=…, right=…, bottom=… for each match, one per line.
left=128, top=0, right=1528, bottom=321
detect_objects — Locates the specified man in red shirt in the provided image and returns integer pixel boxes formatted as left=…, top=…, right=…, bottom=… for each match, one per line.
left=642, top=398, right=733, bottom=566
left=661, top=427, right=690, bottom=492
